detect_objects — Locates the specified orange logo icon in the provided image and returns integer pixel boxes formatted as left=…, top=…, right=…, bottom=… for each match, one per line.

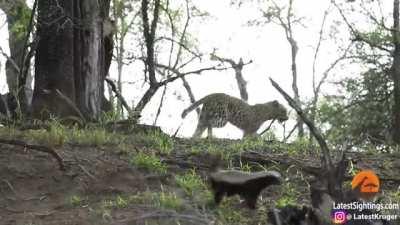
left=351, top=170, right=379, bottom=199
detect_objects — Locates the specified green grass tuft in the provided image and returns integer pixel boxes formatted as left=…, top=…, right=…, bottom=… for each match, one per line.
left=175, top=169, right=206, bottom=197
left=130, top=152, right=168, bottom=174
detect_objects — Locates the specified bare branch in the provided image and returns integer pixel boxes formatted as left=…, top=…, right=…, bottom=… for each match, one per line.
left=171, top=0, right=190, bottom=70
left=332, top=0, right=392, bottom=54
left=259, top=119, right=276, bottom=136
left=0, top=138, right=65, bottom=171
left=269, top=78, right=333, bottom=171
left=180, top=76, right=200, bottom=115
left=0, top=46, right=20, bottom=73
left=312, top=6, right=331, bottom=95
left=210, top=52, right=252, bottom=101
left=156, top=63, right=230, bottom=86
left=105, top=77, right=134, bottom=117
left=153, top=85, right=167, bottom=125
left=156, top=36, right=201, bottom=59
left=314, top=43, right=353, bottom=98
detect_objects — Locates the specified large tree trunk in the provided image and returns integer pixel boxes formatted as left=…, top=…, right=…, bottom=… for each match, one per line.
left=392, top=0, right=400, bottom=143
left=0, top=0, right=33, bottom=106
left=32, top=0, right=111, bottom=120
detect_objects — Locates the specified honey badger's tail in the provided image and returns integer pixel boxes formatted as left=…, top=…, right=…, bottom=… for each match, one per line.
left=181, top=96, right=208, bottom=118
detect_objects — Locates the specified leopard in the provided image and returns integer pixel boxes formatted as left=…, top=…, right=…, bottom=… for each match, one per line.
left=181, top=93, right=288, bottom=138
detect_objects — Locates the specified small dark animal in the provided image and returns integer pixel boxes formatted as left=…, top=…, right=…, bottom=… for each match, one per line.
left=209, top=170, right=282, bottom=209
left=267, top=205, right=322, bottom=225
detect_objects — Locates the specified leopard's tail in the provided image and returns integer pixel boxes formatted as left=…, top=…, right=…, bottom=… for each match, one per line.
left=181, top=96, right=208, bottom=118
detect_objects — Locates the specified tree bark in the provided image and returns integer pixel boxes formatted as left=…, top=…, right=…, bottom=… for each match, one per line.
left=392, top=0, right=400, bottom=143
left=32, top=0, right=111, bottom=120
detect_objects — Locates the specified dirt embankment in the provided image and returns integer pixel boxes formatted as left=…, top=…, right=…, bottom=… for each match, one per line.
left=0, top=137, right=399, bottom=225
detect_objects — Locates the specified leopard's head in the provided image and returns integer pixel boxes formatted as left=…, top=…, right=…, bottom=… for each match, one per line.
left=271, top=100, right=288, bottom=122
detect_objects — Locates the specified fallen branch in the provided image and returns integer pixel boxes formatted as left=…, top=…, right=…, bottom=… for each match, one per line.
left=270, top=78, right=347, bottom=203
left=269, top=78, right=333, bottom=171
left=0, top=138, right=65, bottom=171
left=237, top=151, right=321, bottom=177
left=54, top=89, right=86, bottom=123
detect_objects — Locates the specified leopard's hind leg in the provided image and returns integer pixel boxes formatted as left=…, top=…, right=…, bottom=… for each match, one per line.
left=193, top=110, right=209, bottom=138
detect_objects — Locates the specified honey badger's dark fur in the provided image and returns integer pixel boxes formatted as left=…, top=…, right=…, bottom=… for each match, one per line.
left=209, top=170, right=282, bottom=209
left=181, top=93, right=288, bottom=138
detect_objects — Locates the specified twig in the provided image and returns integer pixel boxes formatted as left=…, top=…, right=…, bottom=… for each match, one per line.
left=0, top=138, right=65, bottom=171
left=105, top=77, right=133, bottom=117
left=173, top=121, right=184, bottom=138
left=284, top=123, right=298, bottom=141
left=78, top=164, right=96, bottom=180
left=153, top=85, right=168, bottom=125
left=157, top=64, right=230, bottom=86
left=259, top=119, right=276, bottom=136
left=181, top=76, right=200, bottom=116
left=2, top=179, right=17, bottom=196
left=0, top=46, right=20, bottom=73
left=54, top=89, right=86, bottom=123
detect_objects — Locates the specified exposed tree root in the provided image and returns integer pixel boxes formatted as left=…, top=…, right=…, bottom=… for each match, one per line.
left=0, top=138, right=65, bottom=171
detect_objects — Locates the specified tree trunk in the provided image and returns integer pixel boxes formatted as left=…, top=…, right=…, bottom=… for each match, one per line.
left=32, top=0, right=111, bottom=120
left=234, top=58, right=248, bottom=102
left=0, top=0, right=33, bottom=105
left=289, top=38, right=304, bottom=137
left=391, top=0, right=400, bottom=143
left=116, top=26, right=125, bottom=115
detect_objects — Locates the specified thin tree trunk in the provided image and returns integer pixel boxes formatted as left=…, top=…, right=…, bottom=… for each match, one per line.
left=289, top=38, right=304, bottom=137
left=391, top=0, right=400, bottom=143
left=0, top=0, right=33, bottom=106
left=117, top=30, right=125, bottom=115
left=234, top=58, right=248, bottom=102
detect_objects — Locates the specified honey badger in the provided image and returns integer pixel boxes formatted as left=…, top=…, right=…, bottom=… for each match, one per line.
left=209, top=170, right=282, bottom=209
left=181, top=93, right=288, bottom=138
